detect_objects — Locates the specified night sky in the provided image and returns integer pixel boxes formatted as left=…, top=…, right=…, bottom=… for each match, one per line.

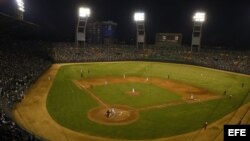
left=1, top=0, right=250, bottom=49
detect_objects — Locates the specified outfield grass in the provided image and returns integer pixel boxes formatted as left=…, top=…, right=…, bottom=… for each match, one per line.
left=47, top=62, right=250, bottom=139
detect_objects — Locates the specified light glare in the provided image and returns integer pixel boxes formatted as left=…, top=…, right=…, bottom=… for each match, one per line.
left=193, top=12, right=205, bottom=22
left=16, top=0, right=24, bottom=12
left=17, top=4, right=24, bottom=8
left=134, top=12, right=145, bottom=22
left=79, top=7, right=91, bottom=18
left=16, top=0, right=23, bottom=4
left=19, top=7, right=24, bottom=12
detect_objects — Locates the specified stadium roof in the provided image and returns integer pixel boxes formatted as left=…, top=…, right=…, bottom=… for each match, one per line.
left=0, top=12, right=39, bottom=40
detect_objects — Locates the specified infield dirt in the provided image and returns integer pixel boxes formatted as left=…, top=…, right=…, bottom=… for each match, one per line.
left=12, top=64, right=250, bottom=141
left=74, top=76, right=220, bottom=125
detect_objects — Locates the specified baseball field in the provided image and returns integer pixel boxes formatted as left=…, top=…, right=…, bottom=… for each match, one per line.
left=13, top=61, right=250, bottom=141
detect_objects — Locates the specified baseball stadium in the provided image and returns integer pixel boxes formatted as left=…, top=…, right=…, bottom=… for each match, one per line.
left=0, top=1, right=250, bottom=141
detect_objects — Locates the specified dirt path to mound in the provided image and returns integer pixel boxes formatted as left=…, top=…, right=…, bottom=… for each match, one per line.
left=12, top=63, right=250, bottom=141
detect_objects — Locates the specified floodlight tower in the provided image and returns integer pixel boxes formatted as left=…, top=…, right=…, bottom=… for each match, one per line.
left=134, top=12, right=145, bottom=48
left=191, top=12, right=206, bottom=52
left=16, top=0, right=25, bottom=20
left=76, top=7, right=91, bottom=48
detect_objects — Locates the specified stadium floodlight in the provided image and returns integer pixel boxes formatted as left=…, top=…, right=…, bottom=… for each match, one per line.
left=134, top=12, right=146, bottom=48
left=191, top=12, right=206, bottom=52
left=16, top=0, right=25, bottom=12
left=193, top=12, right=206, bottom=22
left=79, top=7, right=91, bottom=18
left=134, top=12, right=145, bottom=22
left=76, top=7, right=91, bottom=47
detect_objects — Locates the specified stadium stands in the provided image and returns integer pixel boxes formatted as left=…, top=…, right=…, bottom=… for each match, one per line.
left=1, top=42, right=249, bottom=141
left=0, top=10, right=249, bottom=141
left=51, top=44, right=250, bottom=74
left=0, top=40, right=51, bottom=141
left=0, top=13, right=50, bottom=141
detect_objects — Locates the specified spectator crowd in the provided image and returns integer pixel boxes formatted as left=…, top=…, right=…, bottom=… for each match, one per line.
left=0, top=41, right=51, bottom=141
left=0, top=41, right=249, bottom=140
left=52, top=43, right=250, bottom=74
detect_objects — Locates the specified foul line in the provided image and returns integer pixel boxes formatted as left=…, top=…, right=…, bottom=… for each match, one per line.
left=77, top=83, right=109, bottom=108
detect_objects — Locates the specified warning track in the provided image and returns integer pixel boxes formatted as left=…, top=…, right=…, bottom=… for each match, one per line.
left=12, top=64, right=250, bottom=141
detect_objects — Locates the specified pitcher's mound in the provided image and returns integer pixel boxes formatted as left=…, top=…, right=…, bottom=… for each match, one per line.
left=88, top=105, right=139, bottom=125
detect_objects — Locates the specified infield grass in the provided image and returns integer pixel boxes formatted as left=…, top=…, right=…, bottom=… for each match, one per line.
left=91, top=82, right=181, bottom=108
left=47, top=62, right=250, bottom=139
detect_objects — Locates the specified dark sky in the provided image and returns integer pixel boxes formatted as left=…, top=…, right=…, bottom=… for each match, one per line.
left=1, top=0, right=250, bottom=49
